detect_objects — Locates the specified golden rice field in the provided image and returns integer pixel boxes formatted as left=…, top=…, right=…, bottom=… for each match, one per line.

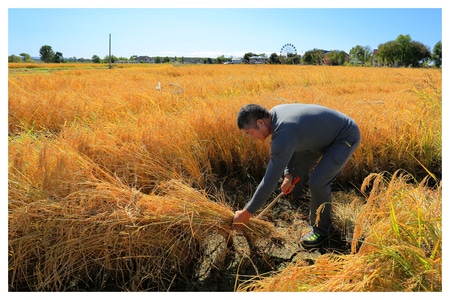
left=8, top=63, right=442, bottom=291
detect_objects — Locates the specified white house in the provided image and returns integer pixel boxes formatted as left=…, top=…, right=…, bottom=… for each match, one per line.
left=249, top=55, right=269, bottom=64
left=231, top=57, right=243, bottom=64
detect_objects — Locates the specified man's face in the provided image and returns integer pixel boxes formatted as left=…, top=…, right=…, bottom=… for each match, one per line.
left=242, top=119, right=270, bottom=140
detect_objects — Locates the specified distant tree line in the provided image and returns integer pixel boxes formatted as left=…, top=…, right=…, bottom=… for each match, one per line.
left=262, top=34, right=441, bottom=68
left=8, top=34, right=442, bottom=68
left=374, top=34, right=441, bottom=67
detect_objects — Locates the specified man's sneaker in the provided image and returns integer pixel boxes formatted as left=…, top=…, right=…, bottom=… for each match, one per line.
left=300, top=229, right=329, bottom=248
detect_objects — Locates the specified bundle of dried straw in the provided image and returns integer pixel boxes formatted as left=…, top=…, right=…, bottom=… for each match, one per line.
left=9, top=179, right=274, bottom=291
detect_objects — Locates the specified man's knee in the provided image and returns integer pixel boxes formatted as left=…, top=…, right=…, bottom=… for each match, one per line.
left=308, top=175, right=328, bottom=191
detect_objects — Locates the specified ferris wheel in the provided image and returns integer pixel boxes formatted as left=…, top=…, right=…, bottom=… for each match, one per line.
left=280, top=43, right=297, bottom=57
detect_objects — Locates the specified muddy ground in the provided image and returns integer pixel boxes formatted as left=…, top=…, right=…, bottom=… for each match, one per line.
left=178, top=193, right=354, bottom=291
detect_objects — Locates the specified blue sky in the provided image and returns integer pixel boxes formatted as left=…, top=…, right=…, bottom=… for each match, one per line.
left=6, top=3, right=443, bottom=59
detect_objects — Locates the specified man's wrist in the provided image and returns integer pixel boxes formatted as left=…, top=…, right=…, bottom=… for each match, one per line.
left=284, top=174, right=294, bottom=181
left=242, top=209, right=253, bottom=218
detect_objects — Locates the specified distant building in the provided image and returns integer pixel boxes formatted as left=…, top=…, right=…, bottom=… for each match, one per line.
left=231, top=57, right=243, bottom=64
left=249, top=55, right=269, bottom=64
left=116, top=60, right=138, bottom=64
left=134, top=56, right=154, bottom=63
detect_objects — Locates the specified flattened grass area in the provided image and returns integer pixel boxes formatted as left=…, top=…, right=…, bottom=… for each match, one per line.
left=8, top=63, right=441, bottom=291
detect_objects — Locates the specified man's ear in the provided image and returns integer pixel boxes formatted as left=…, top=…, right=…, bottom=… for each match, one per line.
left=256, top=119, right=264, bottom=128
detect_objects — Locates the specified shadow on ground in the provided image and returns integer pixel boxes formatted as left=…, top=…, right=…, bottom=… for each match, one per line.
left=175, top=194, right=355, bottom=291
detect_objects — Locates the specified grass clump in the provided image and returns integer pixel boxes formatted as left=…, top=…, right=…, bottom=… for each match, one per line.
left=9, top=175, right=274, bottom=291
left=237, top=171, right=441, bottom=292
left=8, top=137, right=273, bottom=291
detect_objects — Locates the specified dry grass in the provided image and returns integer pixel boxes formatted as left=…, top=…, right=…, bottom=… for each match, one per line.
left=9, top=64, right=441, bottom=185
left=8, top=135, right=273, bottom=290
left=8, top=63, right=441, bottom=291
left=238, top=171, right=441, bottom=291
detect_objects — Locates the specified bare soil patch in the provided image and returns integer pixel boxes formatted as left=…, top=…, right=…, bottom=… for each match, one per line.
left=174, top=193, right=353, bottom=291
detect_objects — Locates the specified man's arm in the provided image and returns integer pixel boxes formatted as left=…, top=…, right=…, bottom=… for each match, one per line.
left=244, top=142, right=296, bottom=214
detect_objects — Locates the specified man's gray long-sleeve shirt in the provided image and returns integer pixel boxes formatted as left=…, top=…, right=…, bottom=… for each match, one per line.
left=245, top=103, right=359, bottom=214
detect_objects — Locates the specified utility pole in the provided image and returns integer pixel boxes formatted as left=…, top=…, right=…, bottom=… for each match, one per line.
left=109, top=33, right=112, bottom=69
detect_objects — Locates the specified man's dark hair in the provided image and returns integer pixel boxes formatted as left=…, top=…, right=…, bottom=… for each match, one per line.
left=237, top=104, right=270, bottom=129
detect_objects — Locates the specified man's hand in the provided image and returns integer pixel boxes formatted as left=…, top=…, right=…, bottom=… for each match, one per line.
left=281, top=174, right=295, bottom=194
left=232, top=209, right=252, bottom=231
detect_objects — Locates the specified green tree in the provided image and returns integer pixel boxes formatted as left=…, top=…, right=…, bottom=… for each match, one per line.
left=104, top=55, right=118, bottom=63
left=301, top=50, right=314, bottom=65
left=39, top=45, right=55, bottom=63
left=432, top=41, right=442, bottom=68
left=92, top=55, right=101, bottom=63
left=285, top=53, right=301, bottom=64
left=53, top=51, right=64, bottom=63
left=8, top=54, right=22, bottom=63
left=292, top=54, right=301, bottom=64
left=349, top=45, right=373, bottom=65
left=395, top=34, right=413, bottom=66
left=269, top=52, right=280, bottom=64
left=302, top=49, right=324, bottom=65
left=19, top=52, right=32, bottom=62
left=377, top=35, right=432, bottom=67
left=377, top=41, right=398, bottom=66
left=326, top=50, right=347, bottom=66
left=216, top=55, right=226, bottom=64
left=410, top=41, right=431, bottom=67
